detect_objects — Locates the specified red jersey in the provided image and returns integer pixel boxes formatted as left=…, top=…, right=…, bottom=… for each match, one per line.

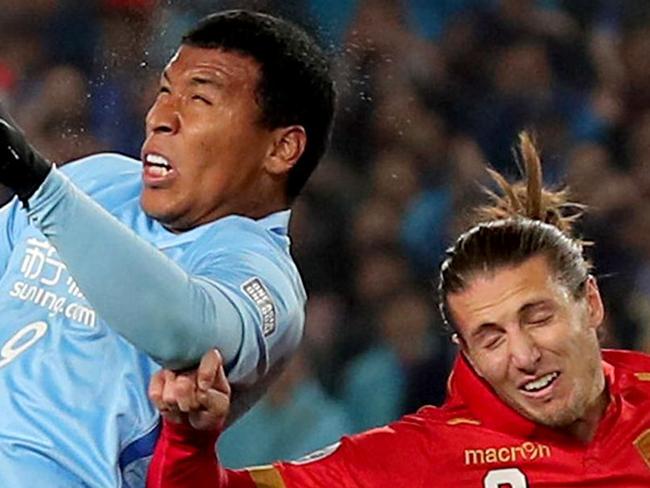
left=148, top=349, right=650, bottom=487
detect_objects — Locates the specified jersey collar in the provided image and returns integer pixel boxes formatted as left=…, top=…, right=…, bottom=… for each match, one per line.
left=256, top=209, right=291, bottom=235
left=448, top=353, right=617, bottom=441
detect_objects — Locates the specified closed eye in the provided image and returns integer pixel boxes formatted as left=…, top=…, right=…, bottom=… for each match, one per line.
left=475, top=330, right=505, bottom=350
left=528, top=314, right=553, bottom=326
left=520, top=301, right=555, bottom=327
left=470, top=323, right=505, bottom=351
left=191, top=95, right=213, bottom=105
left=483, top=335, right=505, bottom=350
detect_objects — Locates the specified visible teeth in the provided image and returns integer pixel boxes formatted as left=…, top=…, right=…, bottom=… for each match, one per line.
left=147, top=165, right=170, bottom=177
left=523, top=372, right=558, bottom=392
left=146, top=154, right=171, bottom=168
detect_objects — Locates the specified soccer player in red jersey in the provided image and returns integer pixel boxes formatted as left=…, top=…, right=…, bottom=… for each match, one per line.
left=146, top=133, right=650, bottom=487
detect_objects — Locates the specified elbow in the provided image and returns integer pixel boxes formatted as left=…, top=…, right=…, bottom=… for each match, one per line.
left=150, top=339, right=205, bottom=370
left=142, top=281, right=240, bottom=370
left=147, top=314, right=217, bottom=370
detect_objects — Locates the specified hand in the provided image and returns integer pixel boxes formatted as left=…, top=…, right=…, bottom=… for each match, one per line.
left=148, top=349, right=231, bottom=432
left=0, top=114, right=51, bottom=207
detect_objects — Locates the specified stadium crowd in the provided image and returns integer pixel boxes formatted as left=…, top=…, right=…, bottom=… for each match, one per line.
left=2, top=0, right=650, bottom=469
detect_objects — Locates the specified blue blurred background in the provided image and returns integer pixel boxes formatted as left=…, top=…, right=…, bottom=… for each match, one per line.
left=2, top=0, right=650, bottom=467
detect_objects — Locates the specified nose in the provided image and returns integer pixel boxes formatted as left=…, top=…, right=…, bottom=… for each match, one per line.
left=145, top=97, right=179, bottom=136
left=509, top=330, right=541, bottom=372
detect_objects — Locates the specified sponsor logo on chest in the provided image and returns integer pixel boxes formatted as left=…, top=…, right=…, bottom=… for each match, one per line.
left=7, top=237, right=96, bottom=328
left=464, top=441, right=551, bottom=466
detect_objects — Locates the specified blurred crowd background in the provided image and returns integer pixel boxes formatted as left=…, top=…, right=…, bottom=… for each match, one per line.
left=2, top=0, right=650, bottom=468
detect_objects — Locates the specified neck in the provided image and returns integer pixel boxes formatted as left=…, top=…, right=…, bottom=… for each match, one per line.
left=565, top=377, right=609, bottom=443
left=233, top=178, right=289, bottom=220
left=165, top=190, right=288, bottom=233
left=224, top=181, right=289, bottom=221
left=244, top=199, right=289, bottom=220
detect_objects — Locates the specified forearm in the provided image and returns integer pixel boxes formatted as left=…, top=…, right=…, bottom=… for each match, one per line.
left=26, top=169, right=242, bottom=369
left=148, top=420, right=257, bottom=488
left=149, top=418, right=355, bottom=488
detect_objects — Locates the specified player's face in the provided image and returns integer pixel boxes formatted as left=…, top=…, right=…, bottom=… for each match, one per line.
left=448, top=255, right=606, bottom=430
left=141, top=45, right=275, bottom=231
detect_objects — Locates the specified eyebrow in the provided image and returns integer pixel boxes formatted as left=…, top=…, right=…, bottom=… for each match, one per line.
left=160, top=72, right=220, bottom=88
left=189, top=76, right=220, bottom=88
left=469, top=300, right=551, bottom=338
left=519, top=300, right=551, bottom=316
left=470, top=322, right=498, bottom=339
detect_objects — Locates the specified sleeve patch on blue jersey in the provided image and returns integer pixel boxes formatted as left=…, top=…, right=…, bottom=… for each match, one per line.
left=241, top=278, right=276, bottom=336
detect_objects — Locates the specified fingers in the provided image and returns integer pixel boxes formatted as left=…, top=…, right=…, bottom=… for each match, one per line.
left=197, top=349, right=222, bottom=391
left=188, top=389, right=230, bottom=431
left=197, top=349, right=231, bottom=399
left=189, top=350, right=231, bottom=431
left=148, top=370, right=166, bottom=410
left=148, top=349, right=232, bottom=430
left=174, top=373, right=200, bottom=413
left=149, top=370, right=183, bottom=423
left=150, top=370, right=179, bottom=410
left=197, top=388, right=230, bottom=417
left=213, top=354, right=231, bottom=397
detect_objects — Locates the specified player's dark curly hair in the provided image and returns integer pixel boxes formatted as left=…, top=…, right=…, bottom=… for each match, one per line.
left=182, top=10, right=336, bottom=201
left=438, top=131, right=591, bottom=334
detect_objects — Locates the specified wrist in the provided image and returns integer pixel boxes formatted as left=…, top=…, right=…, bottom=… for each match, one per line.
left=162, top=417, right=221, bottom=447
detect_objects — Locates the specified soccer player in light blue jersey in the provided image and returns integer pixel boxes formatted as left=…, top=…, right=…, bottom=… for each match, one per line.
left=0, top=10, right=335, bottom=487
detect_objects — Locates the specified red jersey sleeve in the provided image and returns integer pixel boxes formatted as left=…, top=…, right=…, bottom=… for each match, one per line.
left=147, top=419, right=257, bottom=488
left=275, top=416, right=432, bottom=488
left=148, top=415, right=433, bottom=488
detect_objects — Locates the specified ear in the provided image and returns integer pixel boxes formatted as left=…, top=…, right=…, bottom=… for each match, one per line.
left=451, top=332, right=487, bottom=378
left=584, top=275, right=604, bottom=331
left=264, top=125, right=307, bottom=176
left=452, top=332, right=485, bottom=377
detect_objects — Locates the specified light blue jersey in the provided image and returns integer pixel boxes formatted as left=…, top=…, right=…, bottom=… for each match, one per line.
left=0, top=153, right=305, bottom=486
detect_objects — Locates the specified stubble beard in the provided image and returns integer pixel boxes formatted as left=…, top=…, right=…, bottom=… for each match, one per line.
left=519, top=359, right=603, bottom=429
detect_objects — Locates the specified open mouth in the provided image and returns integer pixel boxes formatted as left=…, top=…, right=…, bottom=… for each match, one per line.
left=142, top=153, right=177, bottom=185
left=520, top=371, right=560, bottom=396
left=144, top=153, right=173, bottom=176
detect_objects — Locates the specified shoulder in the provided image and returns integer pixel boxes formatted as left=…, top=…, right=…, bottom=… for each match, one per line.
left=352, top=405, right=468, bottom=440
left=194, top=214, right=291, bottom=262
left=603, top=349, right=650, bottom=372
left=604, top=349, right=650, bottom=400
left=338, top=406, right=475, bottom=464
left=60, top=152, right=141, bottom=184
left=206, top=215, right=275, bottom=242
left=189, top=212, right=301, bottom=291
left=58, top=152, right=142, bottom=200
left=414, top=404, right=481, bottom=427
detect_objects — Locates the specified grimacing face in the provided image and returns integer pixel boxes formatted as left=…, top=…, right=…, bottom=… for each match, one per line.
left=447, top=255, right=606, bottom=430
left=141, top=45, right=277, bottom=231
